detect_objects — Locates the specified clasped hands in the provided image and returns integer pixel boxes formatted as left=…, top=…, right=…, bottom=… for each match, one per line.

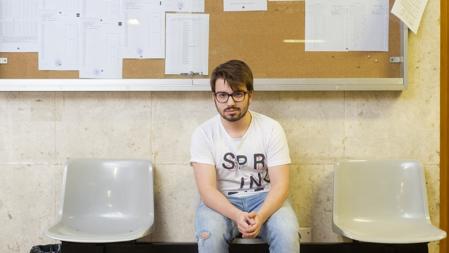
left=235, top=211, right=264, bottom=238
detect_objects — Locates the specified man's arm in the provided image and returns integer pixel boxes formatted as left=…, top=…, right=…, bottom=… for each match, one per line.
left=192, top=162, right=255, bottom=233
left=243, top=164, right=289, bottom=238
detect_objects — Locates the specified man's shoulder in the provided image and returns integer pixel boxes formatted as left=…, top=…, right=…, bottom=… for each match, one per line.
left=199, top=114, right=220, bottom=128
left=193, top=115, right=220, bottom=135
left=251, top=111, right=282, bottom=128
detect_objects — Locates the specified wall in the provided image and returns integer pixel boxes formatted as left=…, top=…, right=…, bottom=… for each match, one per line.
left=0, top=0, right=441, bottom=252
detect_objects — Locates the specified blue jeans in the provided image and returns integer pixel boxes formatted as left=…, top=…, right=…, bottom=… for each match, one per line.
left=195, top=192, right=300, bottom=253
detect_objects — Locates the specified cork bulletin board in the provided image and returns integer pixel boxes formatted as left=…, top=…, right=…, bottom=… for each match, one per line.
left=0, top=0, right=406, bottom=91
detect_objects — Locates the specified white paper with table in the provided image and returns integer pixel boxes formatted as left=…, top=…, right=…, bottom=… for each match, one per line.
left=305, top=0, right=389, bottom=52
left=165, top=13, right=209, bottom=75
left=0, top=0, right=40, bottom=52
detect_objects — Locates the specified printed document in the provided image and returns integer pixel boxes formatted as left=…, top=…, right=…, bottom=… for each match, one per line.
left=39, top=10, right=80, bottom=70
left=165, top=13, right=209, bottom=75
left=0, top=0, right=40, bottom=52
left=305, top=0, right=389, bottom=51
left=164, top=0, right=205, bottom=12
left=391, top=0, right=428, bottom=34
left=123, top=0, right=165, bottom=58
left=79, top=20, right=124, bottom=78
left=38, top=0, right=81, bottom=70
left=81, top=0, right=123, bottom=22
left=41, top=0, right=81, bottom=16
left=224, top=0, right=267, bottom=11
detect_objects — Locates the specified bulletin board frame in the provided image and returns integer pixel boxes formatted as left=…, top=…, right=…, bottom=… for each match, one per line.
left=0, top=2, right=408, bottom=91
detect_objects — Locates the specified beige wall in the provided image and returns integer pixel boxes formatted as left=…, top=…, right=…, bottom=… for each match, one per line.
left=0, top=1, right=441, bottom=252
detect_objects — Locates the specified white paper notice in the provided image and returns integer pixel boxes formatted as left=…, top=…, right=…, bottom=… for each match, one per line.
left=39, top=11, right=80, bottom=70
left=79, top=20, right=124, bottom=78
left=165, top=13, right=209, bottom=75
left=224, top=0, right=267, bottom=12
left=391, top=0, right=428, bottom=34
left=41, top=0, right=81, bottom=17
left=81, top=0, right=123, bottom=22
left=0, top=0, right=40, bottom=52
left=124, top=0, right=165, bottom=58
left=39, top=0, right=81, bottom=71
left=305, top=0, right=389, bottom=52
left=164, top=0, right=205, bottom=12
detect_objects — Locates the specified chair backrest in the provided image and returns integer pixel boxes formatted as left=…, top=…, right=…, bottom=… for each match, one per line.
left=60, top=159, right=154, bottom=224
left=333, top=160, right=429, bottom=223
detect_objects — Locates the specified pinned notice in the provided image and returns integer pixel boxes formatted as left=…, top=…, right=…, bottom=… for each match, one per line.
left=165, top=13, right=209, bottom=75
left=0, top=0, right=40, bottom=52
left=391, top=0, right=429, bottom=34
left=305, top=0, right=389, bottom=52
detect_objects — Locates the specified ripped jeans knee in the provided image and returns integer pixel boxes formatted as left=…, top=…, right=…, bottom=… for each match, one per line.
left=199, top=231, right=210, bottom=240
left=195, top=202, right=235, bottom=253
left=197, top=230, right=211, bottom=246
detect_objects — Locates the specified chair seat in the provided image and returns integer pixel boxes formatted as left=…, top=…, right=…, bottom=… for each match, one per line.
left=333, top=160, right=447, bottom=244
left=46, top=159, right=154, bottom=243
left=47, top=216, right=154, bottom=243
left=47, top=222, right=150, bottom=243
left=335, top=218, right=446, bottom=243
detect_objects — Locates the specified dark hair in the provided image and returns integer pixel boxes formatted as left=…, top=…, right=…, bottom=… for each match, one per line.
left=210, top=60, right=254, bottom=92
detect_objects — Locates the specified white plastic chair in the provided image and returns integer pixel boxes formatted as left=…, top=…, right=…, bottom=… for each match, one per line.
left=47, top=159, right=154, bottom=243
left=333, top=160, right=446, bottom=243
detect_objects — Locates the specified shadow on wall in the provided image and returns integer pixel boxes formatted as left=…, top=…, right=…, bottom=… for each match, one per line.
left=311, top=169, right=345, bottom=242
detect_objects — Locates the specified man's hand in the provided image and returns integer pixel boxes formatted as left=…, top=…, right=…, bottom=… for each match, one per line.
left=240, top=212, right=265, bottom=238
left=235, top=211, right=256, bottom=235
left=240, top=212, right=264, bottom=238
left=239, top=165, right=290, bottom=238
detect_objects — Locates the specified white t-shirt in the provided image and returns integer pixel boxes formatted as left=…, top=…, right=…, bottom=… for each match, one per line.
left=190, top=111, right=291, bottom=197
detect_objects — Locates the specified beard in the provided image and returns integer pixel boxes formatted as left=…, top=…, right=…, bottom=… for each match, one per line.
left=216, top=103, right=249, bottom=122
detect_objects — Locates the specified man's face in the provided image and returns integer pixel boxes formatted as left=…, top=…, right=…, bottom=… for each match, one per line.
left=213, top=78, right=251, bottom=122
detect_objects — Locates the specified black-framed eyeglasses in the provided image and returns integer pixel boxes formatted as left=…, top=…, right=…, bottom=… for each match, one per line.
left=214, top=91, right=248, bottom=103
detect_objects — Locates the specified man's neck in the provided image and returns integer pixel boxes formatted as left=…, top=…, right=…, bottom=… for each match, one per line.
left=221, top=111, right=252, bottom=138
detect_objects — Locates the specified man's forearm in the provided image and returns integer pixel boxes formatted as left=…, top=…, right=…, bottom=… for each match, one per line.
left=200, top=187, right=242, bottom=221
left=257, top=185, right=289, bottom=223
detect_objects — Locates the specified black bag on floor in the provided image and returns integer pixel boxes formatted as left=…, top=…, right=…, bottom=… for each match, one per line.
left=30, top=244, right=61, bottom=253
